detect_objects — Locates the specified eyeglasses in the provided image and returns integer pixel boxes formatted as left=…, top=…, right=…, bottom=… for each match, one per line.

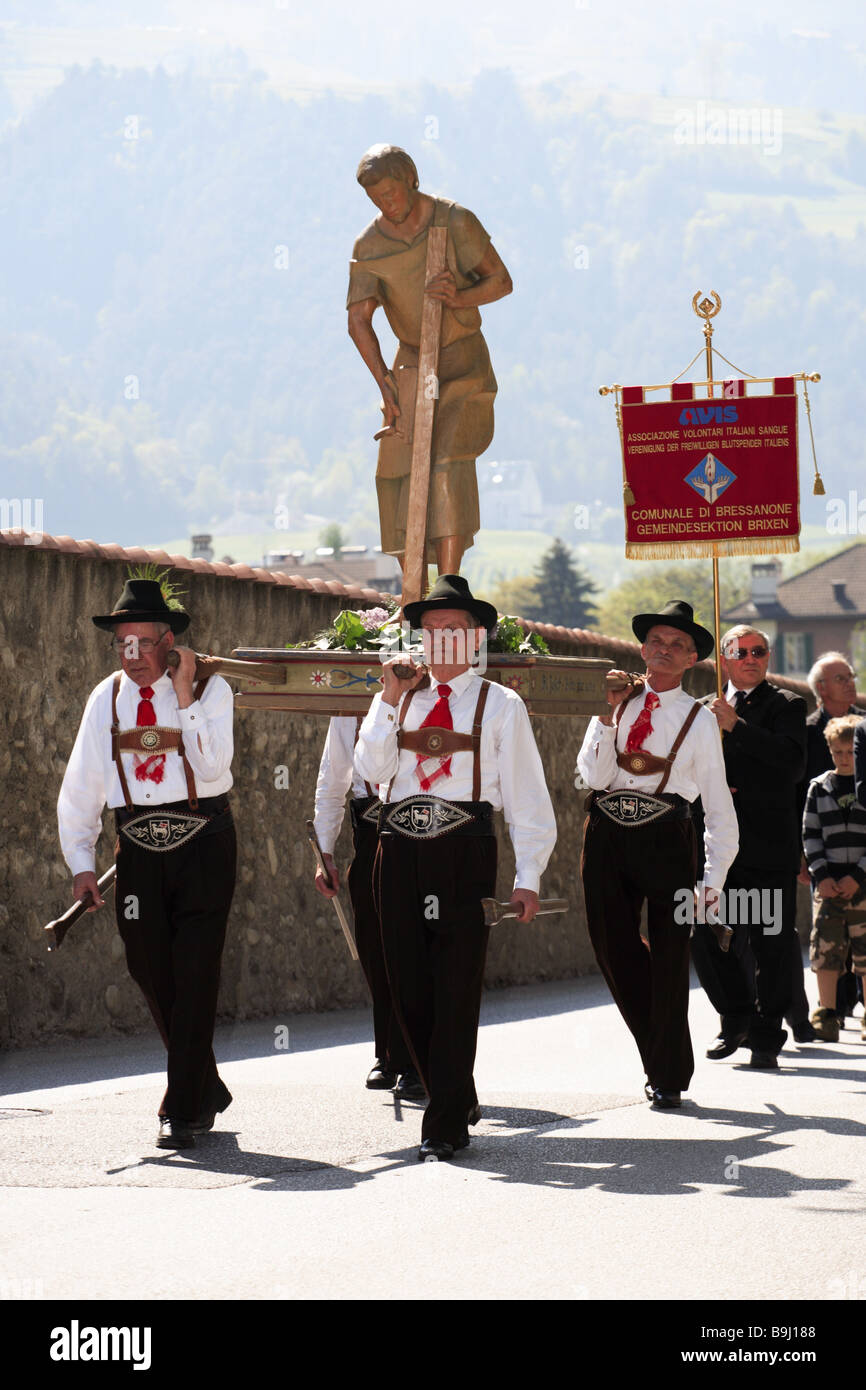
left=823, top=672, right=857, bottom=685
left=109, top=634, right=168, bottom=655
left=725, top=645, right=769, bottom=661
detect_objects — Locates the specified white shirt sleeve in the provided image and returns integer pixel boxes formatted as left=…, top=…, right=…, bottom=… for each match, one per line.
left=575, top=716, right=617, bottom=790
left=496, top=695, right=557, bottom=894
left=176, top=676, right=234, bottom=781
left=355, top=692, right=400, bottom=789
left=57, top=686, right=109, bottom=877
left=313, top=719, right=356, bottom=856
left=691, top=712, right=739, bottom=891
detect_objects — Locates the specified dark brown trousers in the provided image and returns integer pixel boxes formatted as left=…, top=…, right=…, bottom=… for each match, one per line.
left=373, top=832, right=497, bottom=1144
left=115, top=821, right=236, bottom=1122
left=348, top=811, right=413, bottom=1074
left=581, top=811, right=697, bottom=1092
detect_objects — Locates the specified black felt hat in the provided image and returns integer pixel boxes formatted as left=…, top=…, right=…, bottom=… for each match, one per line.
left=403, top=574, right=498, bottom=633
left=632, top=599, right=714, bottom=661
left=92, top=579, right=190, bottom=634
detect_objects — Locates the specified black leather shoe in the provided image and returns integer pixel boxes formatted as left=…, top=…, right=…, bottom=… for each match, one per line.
left=418, top=1139, right=454, bottom=1162
left=792, top=1021, right=816, bottom=1043
left=467, top=1103, right=482, bottom=1126
left=395, top=1068, right=427, bottom=1100
left=366, top=1061, right=398, bottom=1090
left=749, top=1050, right=779, bottom=1069
left=650, top=1089, right=681, bottom=1109
left=706, top=1033, right=747, bottom=1060
left=190, top=1111, right=216, bottom=1134
left=156, top=1119, right=196, bottom=1149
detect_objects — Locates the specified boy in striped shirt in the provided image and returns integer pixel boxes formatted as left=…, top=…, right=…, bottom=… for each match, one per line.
left=803, top=715, right=866, bottom=1041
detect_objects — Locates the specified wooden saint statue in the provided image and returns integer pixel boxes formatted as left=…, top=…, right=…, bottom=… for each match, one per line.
left=347, top=144, right=512, bottom=589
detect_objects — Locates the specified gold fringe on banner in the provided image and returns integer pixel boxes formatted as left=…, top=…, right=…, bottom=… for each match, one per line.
left=625, top=536, right=800, bottom=561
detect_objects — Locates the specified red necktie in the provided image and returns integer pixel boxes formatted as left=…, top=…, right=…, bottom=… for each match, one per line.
left=625, top=690, right=660, bottom=752
left=134, top=685, right=165, bottom=785
left=415, top=684, right=453, bottom=790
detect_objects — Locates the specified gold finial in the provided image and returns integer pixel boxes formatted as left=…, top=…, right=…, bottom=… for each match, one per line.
left=692, top=291, right=722, bottom=321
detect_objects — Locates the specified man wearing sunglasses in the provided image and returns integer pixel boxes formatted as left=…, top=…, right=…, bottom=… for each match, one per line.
left=691, top=624, right=807, bottom=1069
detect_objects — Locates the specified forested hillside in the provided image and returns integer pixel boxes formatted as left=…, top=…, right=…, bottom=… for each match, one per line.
left=2, top=59, right=863, bottom=547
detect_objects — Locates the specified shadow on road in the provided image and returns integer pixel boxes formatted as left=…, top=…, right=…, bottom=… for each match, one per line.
left=452, top=1099, right=866, bottom=1201
left=95, top=1097, right=866, bottom=1204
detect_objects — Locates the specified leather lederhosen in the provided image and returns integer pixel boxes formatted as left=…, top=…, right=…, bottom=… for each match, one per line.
left=374, top=679, right=493, bottom=839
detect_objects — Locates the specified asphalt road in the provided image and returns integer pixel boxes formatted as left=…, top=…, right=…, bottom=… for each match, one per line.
left=2, top=967, right=864, bottom=1303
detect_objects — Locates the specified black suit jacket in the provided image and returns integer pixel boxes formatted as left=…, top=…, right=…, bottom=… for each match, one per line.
left=697, top=680, right=807, bottom=876
left=856, top=718, right=866, bottom=809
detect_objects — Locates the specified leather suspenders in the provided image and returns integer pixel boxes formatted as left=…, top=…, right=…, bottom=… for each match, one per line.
left=382, top=679, right=492, bottom=805
left=111, top=673, right=211, bottom=810
left=613, top=685, right=702, bottom=795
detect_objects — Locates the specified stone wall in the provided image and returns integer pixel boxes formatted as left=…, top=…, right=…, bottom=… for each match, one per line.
left=0, top=540, right=815, bottom=1047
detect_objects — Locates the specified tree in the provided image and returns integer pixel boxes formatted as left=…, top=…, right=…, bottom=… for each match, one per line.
left=596, top=560, right=751, bottom=643
left=521, top=538, right=598, bottom=629
left=486, top=574, right=540, bottom=618
left=319, top=522, right=347, bottom=552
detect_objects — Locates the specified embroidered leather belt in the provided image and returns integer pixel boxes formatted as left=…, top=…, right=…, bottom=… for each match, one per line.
left=112, top=726, right=186, bottom=755
left=350, top=795, right=381, bottom=831
left=375, top=796, right=493, bottom=841
left=115, top=795, right=232, bottom=852
left=588, top=790, right=691, bottom=829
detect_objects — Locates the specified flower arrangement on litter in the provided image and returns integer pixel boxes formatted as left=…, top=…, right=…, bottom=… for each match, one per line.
left=291, top=601, right=549, bottom=656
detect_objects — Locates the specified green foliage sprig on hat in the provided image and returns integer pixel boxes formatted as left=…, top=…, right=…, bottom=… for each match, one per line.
left=126, top=564, right=187, bottom=613
left=290, top=602, right=549, bottom=656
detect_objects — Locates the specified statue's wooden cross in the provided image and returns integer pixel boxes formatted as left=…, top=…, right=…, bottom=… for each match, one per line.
left=400, top=226, right=447, bottom=607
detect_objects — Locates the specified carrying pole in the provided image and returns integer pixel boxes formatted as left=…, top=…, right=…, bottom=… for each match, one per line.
left=693, top=292, right=724, bottom=698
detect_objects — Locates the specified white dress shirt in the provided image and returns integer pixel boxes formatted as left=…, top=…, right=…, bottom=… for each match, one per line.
left=355, top=668, right=557, bottom=894
left=313, top=716, right=379, bottom=856
left=725, top=679, right=759, bottom=708
left=575, top=681, right=738, bottom=890
left=58, top=669, right=234, bottom=876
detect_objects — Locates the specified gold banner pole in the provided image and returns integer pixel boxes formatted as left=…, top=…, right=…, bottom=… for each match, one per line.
left=693, top=291, right=723, bottom=698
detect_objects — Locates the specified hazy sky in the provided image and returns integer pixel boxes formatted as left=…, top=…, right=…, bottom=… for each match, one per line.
left=3, top=0, right=864, bottom=117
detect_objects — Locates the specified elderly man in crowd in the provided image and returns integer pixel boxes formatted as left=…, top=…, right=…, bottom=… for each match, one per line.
left=799, top=652, right=866, bottom=1031
left=691, top=624, right=807, bottom=1069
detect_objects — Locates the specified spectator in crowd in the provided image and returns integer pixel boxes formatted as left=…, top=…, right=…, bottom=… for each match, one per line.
left=799, top=653, right=866, bottom=1026
left=803, top=715, right=866, bottom=1042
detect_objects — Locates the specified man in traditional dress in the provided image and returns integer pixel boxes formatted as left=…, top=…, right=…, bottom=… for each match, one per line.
left=576, top=601, right=739, bottom=1109
left=347, top=144, right=512, bottom=575
left=312, top=716, right=421, bottom=1096
left=57, top=579, right=236, bottom=1149
left=355, top=575, right=556, bottom=1161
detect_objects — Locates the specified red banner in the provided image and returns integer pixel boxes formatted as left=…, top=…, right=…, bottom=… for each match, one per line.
left=621, top=379, right=800, bottom=558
